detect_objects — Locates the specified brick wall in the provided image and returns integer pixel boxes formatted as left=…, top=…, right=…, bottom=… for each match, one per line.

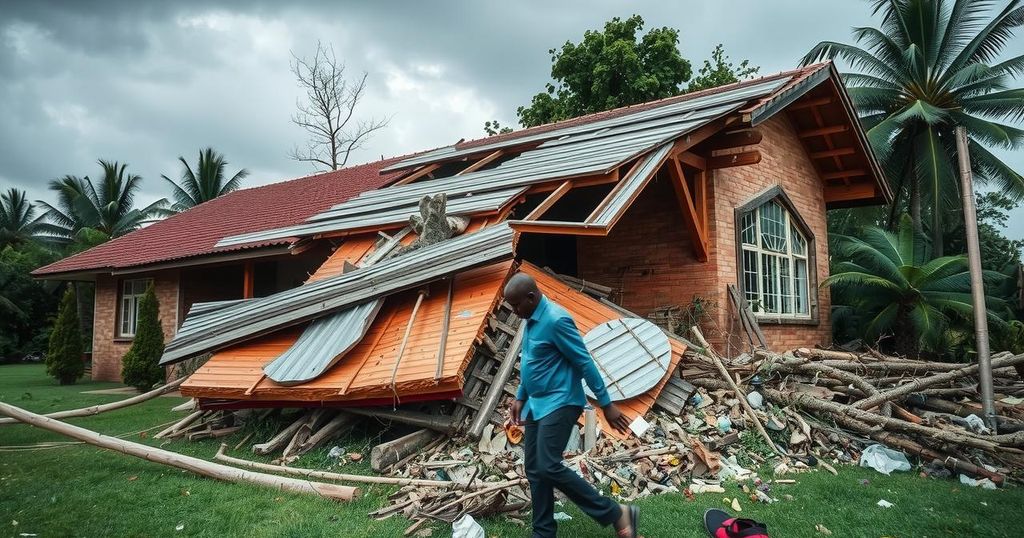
left=92, top=270, right=180, bottom=382
left=576, top=114, right=831, bottom=353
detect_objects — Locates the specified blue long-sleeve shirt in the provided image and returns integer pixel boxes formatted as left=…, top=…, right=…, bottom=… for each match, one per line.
left=515, top=295, right=612, bottom=421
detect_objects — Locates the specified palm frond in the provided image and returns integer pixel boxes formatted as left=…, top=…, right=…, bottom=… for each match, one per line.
left=968, top=139, right=1024, bottom=201
left=962, top=88, right=1024, bottom=121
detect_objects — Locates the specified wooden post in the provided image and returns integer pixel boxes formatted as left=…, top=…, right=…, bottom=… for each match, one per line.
left=371, top=428, right=441, bottom=472
left=434, top=279, right=455, bottom=380
left=242, top=261, right=255, bottom=299
left=955, top=125, right=997, bottom=430
left=0, top=401, right=359, bottom=501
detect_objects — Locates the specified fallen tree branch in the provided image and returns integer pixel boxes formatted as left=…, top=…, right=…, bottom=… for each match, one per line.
left=0, top=401, right=360, bottom=501
left=0, top=377, right=186, bottom=426
left=855, top=353, right=1024, bottom=410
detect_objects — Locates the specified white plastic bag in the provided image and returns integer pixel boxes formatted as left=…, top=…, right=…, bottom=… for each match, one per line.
left=859, top=444, right=911, bottom=475
left=452, top=514, right=485, bottom=538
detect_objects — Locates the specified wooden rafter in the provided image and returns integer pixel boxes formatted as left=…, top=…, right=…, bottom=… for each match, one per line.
left=807, top=103, right=849, bottom=183
left=456, top=150, right=504, bottom=176
left=668, top=157, right=709, bottom=261
left=524, top=180, right=573, bottom=221
left=705, top=129, right=762, bottom=152
left=676, top=151, right=707, bottom=170
left=822, top=169, right=867, bottom=181
left=506, top=220, right=609, bottom=236
left=393, top=163, right=441, bottom=186
left=242, top=261, right=255, bottom=299
left=825, top=182, right=877, bottom=204
left=670, top=115, right=740, bottom=156
left=799, top=125, right=848, bottom=138
left=709, top=151, right=762, bottom=170
left=810, top=147, right=855, bottom=159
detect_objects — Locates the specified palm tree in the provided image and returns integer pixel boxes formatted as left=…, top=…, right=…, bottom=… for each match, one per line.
left=825, top=215, right=1008, bottom=358
left=162, top=148, right=248, bottom=212
left=0, top=188, right=47, bottom=248
left=804, top=0, right=1024, bottom=255
left=37, top=160, right=169, bottom=246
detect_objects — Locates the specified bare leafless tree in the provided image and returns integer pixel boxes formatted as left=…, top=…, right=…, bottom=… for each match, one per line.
left=288, top=42, right=389, bottom=170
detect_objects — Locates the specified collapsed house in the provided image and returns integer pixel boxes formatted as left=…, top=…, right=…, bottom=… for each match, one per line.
left=140, top=62, right=888, bottom=435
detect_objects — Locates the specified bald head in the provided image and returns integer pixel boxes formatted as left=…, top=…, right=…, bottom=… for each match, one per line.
left=504, top=272, right=542, bottom=319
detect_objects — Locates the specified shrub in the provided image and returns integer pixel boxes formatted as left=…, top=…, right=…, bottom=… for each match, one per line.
left=121, top=283, right=166, bottom=391
left=45, top=286, right=84, bottom=385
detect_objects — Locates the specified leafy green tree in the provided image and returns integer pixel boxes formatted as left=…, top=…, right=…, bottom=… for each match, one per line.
left=0, top=244, right=60, bottom=361
left=516, top=15, right=692, bottom=127
left=688, top=44, right=760, bottom=93
left=483, top=120, right=513, bottom=136
left=120, top=283, right=165, bottom=391
left=37, top=159, right=169, bottom=246
left=46, top=286, right=84, bottom=384
left=825, top=215, right=1008, bottom=358
left=162, top=148, right=248, bottom=212
left=803, top=0, right=1024, bottom=255
left=0, top=188, right=47, bottom=248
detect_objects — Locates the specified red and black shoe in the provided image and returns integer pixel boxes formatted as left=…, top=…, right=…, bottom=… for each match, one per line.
left=703, top=508, right=769, bottom=538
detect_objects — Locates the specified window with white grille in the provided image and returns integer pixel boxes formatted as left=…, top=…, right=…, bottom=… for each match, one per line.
left=739, top=200, right=811, bottom=318
left=119, top=279, right=152, bottom=338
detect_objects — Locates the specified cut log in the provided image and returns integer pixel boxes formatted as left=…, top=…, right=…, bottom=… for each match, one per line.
left=0, top=377, right=186, bottom=426
left=281, top=409, right=330, bottom=459
left=346, top=407, right=454, bottom=433
left=0, top=401, right=359, bottom=501
left=854, top=353, right=1024, bottom=410
left=154, top=410, right=204, bottom=439
left=371, top=429, right=440, bottom=472
left=291, top=412, right=358, bottom=457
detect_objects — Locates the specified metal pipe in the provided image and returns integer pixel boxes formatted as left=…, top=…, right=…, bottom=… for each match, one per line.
left=955, top=125, right=997, bottom=431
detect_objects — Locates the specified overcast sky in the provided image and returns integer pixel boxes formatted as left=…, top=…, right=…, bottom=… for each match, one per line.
left=3, top=1, right=1022, bottom=238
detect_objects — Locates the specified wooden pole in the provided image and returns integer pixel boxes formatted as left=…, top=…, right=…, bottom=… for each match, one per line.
left=0, top=401, right=359, bottom=501
left=955, top=125, right=997, bottom=430
left=0, top=377, right=185, bottom=426
left=691, top=327, right=782, bottom=455
left=371, top=428, right=440, bottom=472
left=214, top=444, right=516, bottom=489
left=390, top=290, right=427, bottom=400
left=434, top=279, right=455, bottom=381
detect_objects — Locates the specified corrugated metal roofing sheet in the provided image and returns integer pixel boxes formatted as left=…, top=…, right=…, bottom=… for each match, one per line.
left=582, top=318, right=672, bottom=401
left=216, top=187, right=526, bottom=248
left=262, top=299, right=384, bottom=385
left=179, top=261, right=513, bottom=404
left=588, top=141, right=675, bottom=227
left=162, top=223, right=516, bottom=365
left=382, top=76, right=790, bottom=173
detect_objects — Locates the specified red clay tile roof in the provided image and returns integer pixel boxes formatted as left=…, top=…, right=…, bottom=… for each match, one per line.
left=34, top=158, right=404, bottom=277
left=453, top=63, right=831, bottom=153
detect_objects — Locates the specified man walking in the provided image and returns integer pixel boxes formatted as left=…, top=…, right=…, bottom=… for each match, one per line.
left=505, top=272, right=638, bottom=538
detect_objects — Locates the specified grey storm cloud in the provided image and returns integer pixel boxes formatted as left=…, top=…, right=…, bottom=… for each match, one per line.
left=2, top=0, right=1022, bottom=238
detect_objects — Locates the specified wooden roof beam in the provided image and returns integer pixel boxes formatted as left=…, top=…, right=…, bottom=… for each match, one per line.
left=455, top=149, right=504, bottom=176
left=811, top=147, right=856, bottom=159
left=822, top=169, right=867, bottom=181
left=788, top=96, right=833, bottom=110
left=523, top=180, right=573, bottom=222
left=825, top=181, right=878, bottom=204
left=676, top=151, right=707, bottom=170
left=392, top=163, right=442, bottom=186
left=799, top=125, right=848, bottom=138
left=709, top=151, right=761, bottom=170
left=704, top=129, right=762, bottom=152
left=668, top=157, right=709, bottom=262
left=507, top=220, right=609, bottom=236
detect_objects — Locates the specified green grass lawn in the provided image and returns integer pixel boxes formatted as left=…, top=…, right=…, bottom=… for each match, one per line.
left=1, top=363, right=1022, bottom=537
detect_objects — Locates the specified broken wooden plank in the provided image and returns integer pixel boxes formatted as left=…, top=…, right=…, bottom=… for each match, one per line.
left=468, top=322, right=526, bottom=439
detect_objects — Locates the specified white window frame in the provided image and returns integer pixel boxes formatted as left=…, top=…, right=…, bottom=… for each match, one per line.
left=740, top=201, right=811, bottom=320
left=118, top=278, right=152, bottom=338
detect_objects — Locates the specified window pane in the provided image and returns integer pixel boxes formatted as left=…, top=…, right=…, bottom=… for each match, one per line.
left=795, top=259, right=809, bottom=314
left=742, top=249, right=759, bottom=309
left=741, top=212, right=757, bottom=245
left=761, top=254, right=779, bottom=313
left=780, top=256, right=792, bottom=314
left=791, top=224, right=807, bottom=256
left=760, top=202, right=787, bottom=253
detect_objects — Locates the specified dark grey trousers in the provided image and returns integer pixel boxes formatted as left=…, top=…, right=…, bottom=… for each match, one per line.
left=524, top=405, right=621, bottom=537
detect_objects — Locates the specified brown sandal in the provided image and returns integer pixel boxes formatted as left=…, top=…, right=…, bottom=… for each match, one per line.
left=615, top=505, right=638, bottom=538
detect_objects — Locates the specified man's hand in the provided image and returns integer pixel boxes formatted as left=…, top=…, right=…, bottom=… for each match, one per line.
left=602, top=403, right=631, bottom=434
left=510, top=399, right=525, bottom=426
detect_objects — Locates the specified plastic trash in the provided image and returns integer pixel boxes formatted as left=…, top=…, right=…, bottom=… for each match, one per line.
left=553, top=512, right=573, bottom=521
left=859, top=444, right=911, bottom=475
left=452, top=514, right=485, bottom=538
left=959, top=474, right=998, bottom=490
left=716, top=416, right=732, bottom=433
left=628, top=415, right=651, bottom=437
left=327, top=446, right=344, bottom=460
left=746, top=391, right=764, bottom=409
left=877, top=499, right=894, bottom=508
left=964, top=414, right=991, bottom=434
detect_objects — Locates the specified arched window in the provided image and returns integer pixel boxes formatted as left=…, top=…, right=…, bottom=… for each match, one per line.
left=738, top=195, right=812, bottom=319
